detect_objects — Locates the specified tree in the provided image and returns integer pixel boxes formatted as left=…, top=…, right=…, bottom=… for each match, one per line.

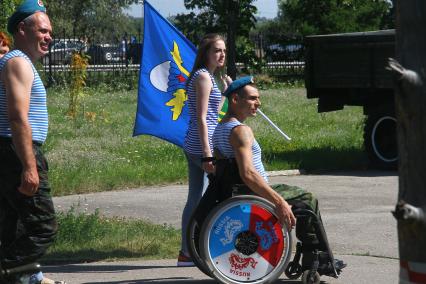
left=388, top=1, right=426, bottom=282
left=0, top=0, right=22, bottom=33
left=278, top=0, right=393, bottom=36
left=46, top=0, right=139, bottom=42
left=173, top=0, right=257, bottom=78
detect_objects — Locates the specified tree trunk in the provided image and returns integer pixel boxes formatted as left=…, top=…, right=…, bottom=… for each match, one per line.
left=226, top=0, right=238, bottom=80
left=394, top=1, right=426, bottom=282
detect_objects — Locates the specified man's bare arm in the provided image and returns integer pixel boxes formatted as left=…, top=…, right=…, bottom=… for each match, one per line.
left=2, top=56, right=38, bottom=196
left=230, top=125, right=296, bottom=229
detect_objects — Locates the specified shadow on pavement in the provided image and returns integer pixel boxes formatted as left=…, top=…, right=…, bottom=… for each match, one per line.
left=82, top=279, right=305, bottom=284
left=83, top=279, right=217, bottom=284
left=43, top=264, right=177, bottom=273
left=310, top=170, right=397, bottom=177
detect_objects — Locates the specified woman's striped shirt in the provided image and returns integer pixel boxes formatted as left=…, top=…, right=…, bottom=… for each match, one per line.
left=184, top=68, right=222, bottom=155
left=0, top=50, right=48, bottom=143
left=212, top=120, right=269, bottom=182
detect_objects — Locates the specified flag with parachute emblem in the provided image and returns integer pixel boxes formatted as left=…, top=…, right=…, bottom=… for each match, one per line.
left=133, top=0, right=197, bottom=147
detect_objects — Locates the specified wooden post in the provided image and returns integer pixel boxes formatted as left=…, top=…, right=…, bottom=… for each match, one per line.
left=390, top=1, right=426, bottom=282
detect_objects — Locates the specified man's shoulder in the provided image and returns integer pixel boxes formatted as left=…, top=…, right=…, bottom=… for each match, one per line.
left=1, top=52, right=34, bottom=83
left=1, top=50, right=30, bottom=68
left=232, top=123, right=253, bottom=134
left=2, top=50, right=25, bottom=59
left=2, top=55, right=32, bottom=73
left=230, top=124, right=254, bottom=145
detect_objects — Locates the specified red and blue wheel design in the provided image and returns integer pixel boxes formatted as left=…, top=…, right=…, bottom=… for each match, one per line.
left=200, top=195, right=292, bottom=284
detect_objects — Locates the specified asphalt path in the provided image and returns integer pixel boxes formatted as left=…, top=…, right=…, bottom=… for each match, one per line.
left=46, top=170, right=400, bottom=283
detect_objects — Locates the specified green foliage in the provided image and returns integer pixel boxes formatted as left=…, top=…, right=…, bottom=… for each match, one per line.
left=174, top=0, right=257, bottom=41
left=253, top=74, right=275, bottom=89
left=46, top=0, right=139, bottom=41
left=67, top=52, right=89, bottom=118
left=235, top=36, right=264, bottom=74
left=45, top=208, right=180, bottom=262
left=278, top=0, right=394, bottom=36
left=252, top=18, right=302, bottom=49
left=172, top=0, right=258, bottom=75
left=0, top=0, right=22, bottom=33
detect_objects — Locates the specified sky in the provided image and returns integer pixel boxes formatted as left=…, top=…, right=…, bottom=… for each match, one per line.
left=126, top=0, right=279, bottom=19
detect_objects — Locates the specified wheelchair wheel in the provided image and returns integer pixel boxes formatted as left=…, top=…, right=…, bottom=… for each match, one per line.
left=187, top=214, right=212, bottom=277
left=200, top=195, right=292, bottom=284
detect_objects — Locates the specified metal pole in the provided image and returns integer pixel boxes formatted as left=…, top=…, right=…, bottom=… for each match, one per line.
left=257, top=109, right=291, bottom=141
left=139, top=0, right=144, bottom=44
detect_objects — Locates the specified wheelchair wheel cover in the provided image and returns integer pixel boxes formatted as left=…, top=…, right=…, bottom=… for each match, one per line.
left=200, top=195, right=292, bottom=284
left=187, top=214, right=212, bottom=277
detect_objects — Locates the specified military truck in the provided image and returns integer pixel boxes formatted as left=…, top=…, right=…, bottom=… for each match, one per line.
left=304, top=29, right=397, bottom=169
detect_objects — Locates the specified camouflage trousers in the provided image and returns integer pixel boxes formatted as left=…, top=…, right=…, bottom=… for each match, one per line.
left=272, top=183, right=322, bottom=247
left=0, top=138, right=57, bottom=269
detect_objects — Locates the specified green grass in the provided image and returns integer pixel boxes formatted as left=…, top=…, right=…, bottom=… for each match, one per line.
left=45, top=86, right=367, bottom=196
left=45, top=86, right=187, bottom=196
left=44, top=210, right=180, bottom=263
left=247, top=88, right=367, bottom=171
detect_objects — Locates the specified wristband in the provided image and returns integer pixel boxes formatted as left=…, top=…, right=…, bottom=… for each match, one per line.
left=201, top=157, right=215, bottom=163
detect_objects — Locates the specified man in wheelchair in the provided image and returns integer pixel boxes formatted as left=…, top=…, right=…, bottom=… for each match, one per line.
left=191, top=76, right=346, bottom=282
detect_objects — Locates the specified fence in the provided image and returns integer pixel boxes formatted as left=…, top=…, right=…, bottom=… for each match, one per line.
left=39, top=32, right=305, bottom=88
left=38, top=30, right=141, bottom=87
left=249, top=32, right=305, bottom=80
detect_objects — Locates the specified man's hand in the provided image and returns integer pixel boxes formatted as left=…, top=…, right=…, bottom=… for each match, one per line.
left=18, top=167, right=39, bottom=196
left=276, top=200, right=296, bottom=231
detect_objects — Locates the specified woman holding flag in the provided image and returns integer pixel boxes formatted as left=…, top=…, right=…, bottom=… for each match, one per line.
left=179, top=33, right=231, bottom=266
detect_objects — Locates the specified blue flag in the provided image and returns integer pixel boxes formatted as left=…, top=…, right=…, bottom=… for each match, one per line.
left=133, top=0, right=197, bottom=147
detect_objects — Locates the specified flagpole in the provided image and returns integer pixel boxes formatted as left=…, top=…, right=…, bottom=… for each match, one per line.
left=257, top=109, right=291, bottom=141
left=138, top=0, right=144, bottom=42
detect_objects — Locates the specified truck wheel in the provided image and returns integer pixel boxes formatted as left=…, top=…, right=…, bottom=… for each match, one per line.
left=364, top=112, right=398, bottom=170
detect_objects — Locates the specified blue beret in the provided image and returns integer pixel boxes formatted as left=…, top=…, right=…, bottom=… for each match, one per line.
left=223, top=76, right=255, bottom=98
left=7, top=0, right=46, bottom=34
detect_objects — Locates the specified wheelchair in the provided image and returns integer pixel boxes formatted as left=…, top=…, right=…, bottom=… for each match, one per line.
left=187, top=158, right=343, bottom=284
left=0, top=261, right=40, bottom=284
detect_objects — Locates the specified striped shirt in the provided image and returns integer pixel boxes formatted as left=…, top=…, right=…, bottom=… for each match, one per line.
left=0, top=50, right=48, bottom=143
left=212, top=120, right=269, bottom=182
left=184, top=68, right=222, bottom=155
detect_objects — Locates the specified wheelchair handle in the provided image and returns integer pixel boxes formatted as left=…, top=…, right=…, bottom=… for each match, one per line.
left=2, top=263, right=40, bottom=276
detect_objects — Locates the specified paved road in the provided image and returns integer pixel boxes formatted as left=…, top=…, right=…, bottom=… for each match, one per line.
left=46, top=170, right=400, bottom=283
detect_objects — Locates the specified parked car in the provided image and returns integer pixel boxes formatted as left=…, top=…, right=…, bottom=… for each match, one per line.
left=42, top=39, right=85, bottom=65
left=265, top=43, right=303, bottom=61
left=87, top=44, right=123, bottom=64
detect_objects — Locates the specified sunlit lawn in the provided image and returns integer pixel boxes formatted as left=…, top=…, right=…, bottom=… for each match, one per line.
left=46, top=85, right=366, bottom=196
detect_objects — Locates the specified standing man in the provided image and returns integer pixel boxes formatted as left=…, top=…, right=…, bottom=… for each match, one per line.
left=0, top=1, right=63, bottom=283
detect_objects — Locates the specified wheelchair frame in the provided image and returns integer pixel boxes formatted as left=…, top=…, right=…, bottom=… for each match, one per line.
left=0, top=262, right=40, bottom=284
